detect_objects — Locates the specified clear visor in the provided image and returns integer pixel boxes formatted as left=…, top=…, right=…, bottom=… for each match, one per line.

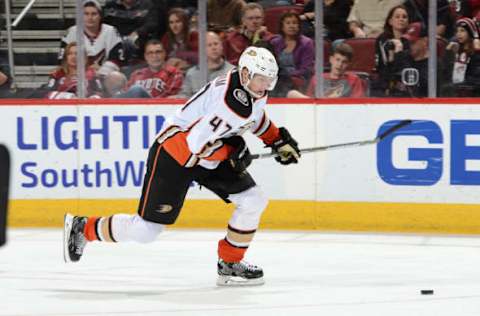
left=251, top=73, right=278, bottom=91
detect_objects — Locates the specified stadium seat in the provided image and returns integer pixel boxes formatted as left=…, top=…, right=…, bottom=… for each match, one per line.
left=472, top=0, right=480, bottom=15
left=437, top=38, right=448, bottom=58
left=342, top=38, right=376, bottom=74
left=264, top=5, right=304, bottom=34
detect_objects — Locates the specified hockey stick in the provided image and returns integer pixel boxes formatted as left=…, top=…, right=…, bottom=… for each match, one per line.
left=251, top=119, right=413, bottom=160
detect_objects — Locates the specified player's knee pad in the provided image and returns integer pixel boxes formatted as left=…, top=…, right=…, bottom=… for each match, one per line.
left=116, top=215, right=164, bottom=243
left=242, top=186, right=268, bottom=214
left=229, top=186, right=268, bottom=229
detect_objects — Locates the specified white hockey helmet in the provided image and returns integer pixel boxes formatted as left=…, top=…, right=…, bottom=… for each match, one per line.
left=238, top=46, right=278, bottom=98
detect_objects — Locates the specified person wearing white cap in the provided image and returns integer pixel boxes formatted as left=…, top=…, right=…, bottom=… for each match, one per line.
left=58, top=0, right=125, bottom=77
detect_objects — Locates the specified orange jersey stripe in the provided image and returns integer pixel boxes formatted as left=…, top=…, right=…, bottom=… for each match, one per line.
left=163, top=132, right=235, bottom=164
left=162, top=132, right=194, bottom=166
left=203, top=144, right=235, bottom=161
left=258, top=121, right=280, bottom=145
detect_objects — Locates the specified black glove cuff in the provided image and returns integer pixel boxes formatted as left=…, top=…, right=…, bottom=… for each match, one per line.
left=271, top=127, right=299, bottom=151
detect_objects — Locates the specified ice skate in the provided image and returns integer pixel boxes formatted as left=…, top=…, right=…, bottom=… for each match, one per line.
left=216, top=259, right=265, bottom=286
left=63, top=214, right=87, bottom=263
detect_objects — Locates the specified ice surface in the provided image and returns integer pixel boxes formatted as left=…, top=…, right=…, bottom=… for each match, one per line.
left=1, top=229, right=480, bottom=315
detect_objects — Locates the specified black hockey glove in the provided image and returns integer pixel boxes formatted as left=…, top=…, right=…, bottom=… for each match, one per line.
left=270, top=127, right=301, bottom=165
left=222, top=136, right=252, bottom=173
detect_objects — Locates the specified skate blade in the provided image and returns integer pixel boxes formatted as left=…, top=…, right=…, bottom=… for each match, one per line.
left=63, top=213, right=74, bottom=263
left=216, top=275, right=265, bottom=286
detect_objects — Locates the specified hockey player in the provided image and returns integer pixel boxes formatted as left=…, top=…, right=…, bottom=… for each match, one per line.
left=63, top=46, right=301, bottom=286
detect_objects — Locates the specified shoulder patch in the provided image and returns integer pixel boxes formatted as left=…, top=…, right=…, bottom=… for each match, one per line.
left=233, top=89, right=249, bottom=107
left=224, top=71, right=252, bottom=118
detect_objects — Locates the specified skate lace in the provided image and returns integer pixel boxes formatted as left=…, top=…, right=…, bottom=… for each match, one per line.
left=239, top=260, right=258, bottom=272
left=69, top=219, right=87, bottom=255
left=73, top=233, right=86, bottom=255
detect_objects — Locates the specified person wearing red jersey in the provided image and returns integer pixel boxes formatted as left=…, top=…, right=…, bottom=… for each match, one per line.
left=126, top=39, right=183, bottom=98
left=64, top=46, right=301, bottom=286
left=46, top=42, right=102, bottom=99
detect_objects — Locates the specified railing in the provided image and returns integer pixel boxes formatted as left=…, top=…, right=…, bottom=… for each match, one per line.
left=3, top=0, right=66, bottom=91
left=4, top=0, right=17, bottom=90
left=4, top=0, right=41, bottom=91
left=11, top=0, right=37, bottom=27
left=59, top=0, right=64, bottom=20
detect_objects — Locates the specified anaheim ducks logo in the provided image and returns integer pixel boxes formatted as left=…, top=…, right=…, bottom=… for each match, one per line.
left=154, top=204, right=173, bottom=214
left=233, top=88, right=249, bottom=106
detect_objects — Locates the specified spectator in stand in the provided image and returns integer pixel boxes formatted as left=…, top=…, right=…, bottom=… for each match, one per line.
left=348, top=0, right=404, bottom=38
left=59, top=0, right=125, bottom=76
left=127, top=39, right=184, bottom=98
left=440, top=17, right=480, bottom=96
left=46, top=42, right=103, bottom=99
left=269, top=11, right=314, bottom=96
left=224, top=3, right=274, bottom=65
left=256, top=0, right=295, bottom=8
left=208, top=0, right=246, bottom=31
left=102, top=0, right=158, bottom=61
left=403, top=0, right=456, bottom=39
left=287, top=43, right=367, bottom=97
left=372, top=5, right=411, bottom=96
left=451, top=0, right=473, bottom=18
left=102, top=70, right=128, bottom=97
left=300, top=0, right=353, bottom=41
left=176, top=32, right=234, bottom=98
left=161, top=7, right=199, bottom=72
left=0, top=51, right=11, bottom=98
left=401, top=22, right=438, bottom=97
left=102, top=70, right=151, bottom=98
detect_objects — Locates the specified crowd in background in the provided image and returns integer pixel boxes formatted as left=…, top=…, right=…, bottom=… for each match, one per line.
left=1, top=0, right=480, bottom=99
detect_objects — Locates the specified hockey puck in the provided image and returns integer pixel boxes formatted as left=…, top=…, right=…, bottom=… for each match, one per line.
left=420, top=290, right=434, bottom=295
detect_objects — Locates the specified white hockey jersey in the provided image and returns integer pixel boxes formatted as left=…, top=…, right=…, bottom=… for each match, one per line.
left=157, top=69, right=280, bottom=169
left=59, top=24, right=125, bottom=66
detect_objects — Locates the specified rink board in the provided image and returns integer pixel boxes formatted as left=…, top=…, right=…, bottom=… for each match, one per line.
left=3, top=98, right=480, bottom=233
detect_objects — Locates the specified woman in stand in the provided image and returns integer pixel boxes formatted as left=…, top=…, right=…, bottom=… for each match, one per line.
left=161, top=7, right=198, bottom=72
left=373, top=5, right=412, bottom=96
left=45, top=42, right=102, bottom=99
left=440, top=17, right=480, bottom=96
left=269, top=11, right=314, bottom=96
